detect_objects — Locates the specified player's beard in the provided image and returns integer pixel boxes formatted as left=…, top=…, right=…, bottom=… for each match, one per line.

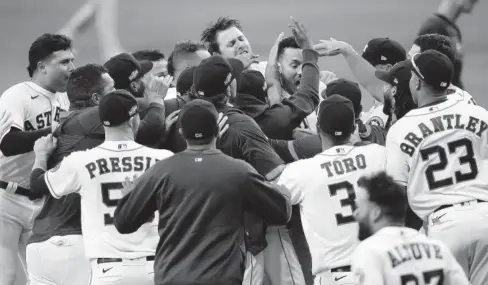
left=357, top=221, right=374, bottom=241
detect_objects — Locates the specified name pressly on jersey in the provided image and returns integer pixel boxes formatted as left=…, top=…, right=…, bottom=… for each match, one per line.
left=399, top=113, right=487, bottom=157
left=86, top=155, right=160, bottom=179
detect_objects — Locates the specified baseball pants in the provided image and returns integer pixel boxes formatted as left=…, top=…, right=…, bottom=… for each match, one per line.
left=314, top=271, right=356, bottom=285
left=0, top=188, right=44, bottom=285
left=242, top=251, right=264, bottom=285
left=427, top=200, right=488, bottom=285
left=26, top=235, right=91, bottom=285
left=90, top=257, right=154, bottom=285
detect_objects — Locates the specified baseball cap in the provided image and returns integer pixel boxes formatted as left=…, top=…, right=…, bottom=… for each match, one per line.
left=99, top=89, right=139, bottom=127
left=322, top=79, right=362, bottom=117
left=193, top=55, right=244, bottom=97
left=104, top=53, right=153, bottom=90
left=406, top=50, right=453, bottom=91
left=176, top=66, right=196, bottom=95
left=237, top=69, right=267, bottom=103
left=318, top=95, right=356, bottom=139
left=362, top=38, right=406, bottom=66
left=179, top=99, right=219, bottom=140
left=375, top=61, right=412, bottom=88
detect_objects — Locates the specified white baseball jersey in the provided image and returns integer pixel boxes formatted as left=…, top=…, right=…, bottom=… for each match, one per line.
left=253, top=61, right=327, bottom=133
left=352, top=227, right=469, bottom=285
left=277, top=143, right=387, bottom=274
left=164, top=87, right=178, bottom=100
left=0, top=82, right=69, bottom=188
left=386, top=99, right=488, bottom=220
left=45, top=140, right=173, bottom=259
left=365, top=85, right=476, bottom=128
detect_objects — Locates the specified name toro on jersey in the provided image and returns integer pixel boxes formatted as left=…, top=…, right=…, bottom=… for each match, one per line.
left=386, top=99, right=488, bottom=220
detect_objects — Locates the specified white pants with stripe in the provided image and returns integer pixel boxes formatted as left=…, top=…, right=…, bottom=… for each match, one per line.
left=90, top=257, right=154, bottom=285
left=313, top=271, right=355, bottom=285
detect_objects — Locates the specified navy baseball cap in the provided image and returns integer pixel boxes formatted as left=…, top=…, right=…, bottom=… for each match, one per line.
left=176, top=66, right=196, bottom=95
left=406, top=50, right=453, bottom=91
left=179, top=99, right=219, bottom=140
left=99, top=89, right=139, bottom=127
left=375, top=61, right=412, bottom=88
left=318, top=95, right=355, bottom=139
left=104, top=53, right=153, bottom=90
left=362, top=38, right=406, bottom=66
left=322, top=78, right=362, bottom=117
left=193, top=55, right=244, bottom=97
left=237, top=69, right=267, bottom=103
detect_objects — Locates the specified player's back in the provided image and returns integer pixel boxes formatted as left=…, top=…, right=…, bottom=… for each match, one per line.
left=353, top=227, right=469, bottom=285
left=388, top=100, right=488, bottom=219
left=287, top=143, right=386, bottom=274
left=67, top=141, right=173, bottom=259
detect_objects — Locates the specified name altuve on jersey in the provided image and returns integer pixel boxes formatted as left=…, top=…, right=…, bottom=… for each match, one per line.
left=400, top=113, right=487, bottom=157
left=388, top=242, right=443, bottom=269
left=86, top=156, right=160, bottom=179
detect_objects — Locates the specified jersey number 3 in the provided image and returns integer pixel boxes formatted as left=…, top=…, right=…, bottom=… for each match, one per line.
left=329, top=181, right=356, bottom=225
left=101, top=182, right=124, bottom=225
left=420, top=138, right=478, bottom=190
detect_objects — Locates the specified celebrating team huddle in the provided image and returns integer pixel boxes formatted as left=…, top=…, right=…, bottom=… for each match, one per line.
left=0, top=0, right=486, bottom=285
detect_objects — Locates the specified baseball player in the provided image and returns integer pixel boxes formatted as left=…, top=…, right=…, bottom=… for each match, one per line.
left=386, top=50, right=488, bottom=285
left=418, top=0, right=480, bottom=89
left=0, top=33, right=73, bottom=285
left=29, top=90, right=173, bottom=285
left=277, top=95, right=387, bottom=285
left=351, top=172, right=470, bottom=285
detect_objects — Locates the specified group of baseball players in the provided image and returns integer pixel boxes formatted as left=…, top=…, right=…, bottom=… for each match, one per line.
left=0, top=0, right=486, bottom=285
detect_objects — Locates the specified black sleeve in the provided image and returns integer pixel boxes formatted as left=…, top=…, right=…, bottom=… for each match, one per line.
left=30, top=168, right=50, bottom=196
left=136, top=102, right=166, bottom=146
left=233, top=118, right=285, bottom=181
left=268, top=139, right=296, bottom=164
left=0, top=127, right=51, bottom=156
left=114, top=165, right=160, bottom=234
left=359, top=124, right=386, bottom=146
left=242, top=165, right=291, bottom=225
left=268, top=134, right=322, bottom=163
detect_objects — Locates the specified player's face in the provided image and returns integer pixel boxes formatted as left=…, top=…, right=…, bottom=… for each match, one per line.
left=100, top=73, right=116, bottom=96
left=407, top=44, right=421, bottom=60
left=131, top=78, right=146, bottom=98
left=148, top=59, right=168, bottom=77
left=279, top=48, right=303, bottom=95
left=44, top=49, right=75, bottom=93
left=216, top=26, right=253, bottom=58
left=375, top=63, right=392, bottom=72
left=353, top=187, right=375, bottom=241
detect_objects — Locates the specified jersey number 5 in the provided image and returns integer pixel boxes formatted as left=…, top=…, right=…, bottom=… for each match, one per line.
left=420, top=138, right=478, bottom=190
left=401, top=269, right=444, bottom=285
left=329, top=181, right=356, bottom=225
left=101, top=182, right=124, bottom=225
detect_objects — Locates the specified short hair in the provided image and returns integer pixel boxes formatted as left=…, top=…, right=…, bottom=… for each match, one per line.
left=358, top=172, right=407, bottom=222
left=201, top=17, right=242, bottom=54
left=167, top=40, right=207, bottom=76
left=278, top=36, right=300, bottom=58
left=27, top=33, right=72, bottom=77
left=132, top=49, right=165, bottom=62
left=66, top=64, right=108, bottom=103
left=413, top=34, right=455, bottom=64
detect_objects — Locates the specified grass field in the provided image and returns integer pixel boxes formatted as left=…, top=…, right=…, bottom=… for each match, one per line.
left=1, top=0, right=487, bottom=110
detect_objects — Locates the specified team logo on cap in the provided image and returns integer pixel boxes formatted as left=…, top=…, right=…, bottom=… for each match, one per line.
left=335, top=131, right=342, bottom=136
left=129, top=69, right=139, bottom=81
left=224, top=72, right=232, bottom=85
left=440, top=82, right=447, bottom=87
left=128, top=105, right=138, bottom=116
left=381, top=55, right=387, bottom=61
left=195, top=133, right=203, bottom=138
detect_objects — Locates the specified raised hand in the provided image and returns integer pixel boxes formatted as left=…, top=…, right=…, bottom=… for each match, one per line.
left=289, top=16, right=313, bottom=50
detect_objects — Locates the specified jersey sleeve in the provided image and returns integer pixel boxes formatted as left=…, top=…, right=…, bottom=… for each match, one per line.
left=385, top=125, right=409, bottom=186
left=440, top=243, right=470, bottom=285
left=351, top=243, right=385, bottom=285
left=277, top=163, right=304, bottom=205
left=0, top=86, right=27, bottom=134
left=44, top=153, right=82, bottom=198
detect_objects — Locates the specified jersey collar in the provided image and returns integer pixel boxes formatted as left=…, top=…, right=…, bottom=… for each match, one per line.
left=404, top=99, right=460, bottom=117
left=99, top=140, right=142, bottom=151
left=26, top=81, right=56, bottom=98
left=319, top=144, right=355, bottom=157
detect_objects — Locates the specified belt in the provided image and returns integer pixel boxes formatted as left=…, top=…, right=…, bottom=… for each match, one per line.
left=331, top=265, right=351, bottom=273
left=0, top=180, right=39, bottom=200
left=97, top=256, right=155, bottom=264
left=434, top=199, right=485, bottom=213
